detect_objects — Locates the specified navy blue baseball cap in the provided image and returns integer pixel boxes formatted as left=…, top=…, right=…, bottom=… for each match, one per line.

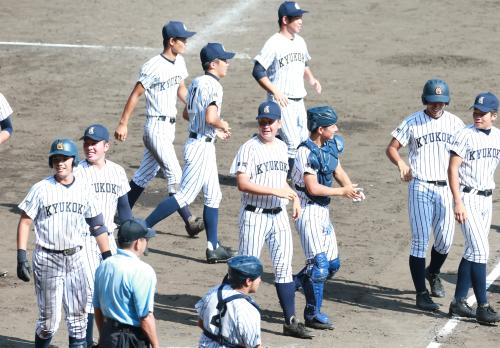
left=278, top=1, right=308, bottom=19
left=162, top=21, right=196, bottom=40
left=82, top=124, right=109, bottom=142
left=227, top=256, right=263, bottom=282
left=200, top=43, right=235, bottom=65
left=472, top=92, right=499, bottom=112
left=256, top=100, right=281, bottom=120
left=307, top=105, right=338, bottom=131
left=118, top=219, right=156, bottom=243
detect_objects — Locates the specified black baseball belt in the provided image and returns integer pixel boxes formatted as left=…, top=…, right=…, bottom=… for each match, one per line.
left=148, top=115, right=176, bottom=123
left=287, top=97, right=302, bottom=102
left=40, top=246, right=82, bottom=256
left=189, top=131, right=214, bottom=142
left=245, top=205, right=282, bottom=214
left=462, top=186, right=493, bottom=197
left=424, top=180, right=447, bottom=186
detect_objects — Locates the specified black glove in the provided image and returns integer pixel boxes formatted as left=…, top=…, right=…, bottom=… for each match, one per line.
left=17, top=249, right=32, bottom=282
left=101, top=250, right=112, bottom=260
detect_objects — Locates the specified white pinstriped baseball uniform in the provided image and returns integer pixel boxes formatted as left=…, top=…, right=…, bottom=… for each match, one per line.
left=196, top=284, right=261, bottom=348
left=230, top=136, right=293, bottom=283
left=391, top=110, right=464, bottom=258
left=132, top=54, right=188, bottom=193
left=291, top=145, right=338, bottom=261
left=255, top=33, right=311, bottom=158
left=75, top=159, right=131, bottom=313
left=449, top=125, right=500, bottom=263
left=18, top=176, right=101, bottom=340
left=174, top=74, right=223, bottom=208
left=0, top=93, right=13, bottom=121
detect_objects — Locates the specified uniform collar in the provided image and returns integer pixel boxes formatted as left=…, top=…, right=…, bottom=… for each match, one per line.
left=477, top=128, right=492, bottom=135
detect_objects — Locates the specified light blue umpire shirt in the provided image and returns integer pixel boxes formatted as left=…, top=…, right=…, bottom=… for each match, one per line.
left=93, top=248, right=157, bottom=326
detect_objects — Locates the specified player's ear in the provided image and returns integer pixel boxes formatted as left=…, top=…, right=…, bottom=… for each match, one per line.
left=492, top=112, right=498, bottom=121
left=104, top=142, right=110, bottom=152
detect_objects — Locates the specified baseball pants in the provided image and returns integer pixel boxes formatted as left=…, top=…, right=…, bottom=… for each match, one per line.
left=460, top=192, right=492, bottom=263
left=275, top=98, right=308, bottom=159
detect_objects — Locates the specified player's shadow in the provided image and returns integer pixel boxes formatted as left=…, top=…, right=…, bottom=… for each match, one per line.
left=322, top=278, right=448, bottom=318
left=154, top=293, right=200, bottom=327
left=0, top=336, right=34, bottom=347
left=146, top=247, right=206, bottom=264
left=0, top=203, right=22, bottom=214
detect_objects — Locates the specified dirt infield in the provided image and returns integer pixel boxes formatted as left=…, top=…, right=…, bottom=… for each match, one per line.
left=1, top=0, right=499, bottom=347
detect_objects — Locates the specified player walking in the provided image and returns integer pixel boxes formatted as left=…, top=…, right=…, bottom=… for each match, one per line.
left=230, top=101, right=313, bottom=339
left=386, top=79, right=464, bottom=311
left=292, top=106, right=364, bottom=330
left=145, top=43, right=236, bottom=263
left=196, top=256, right=263, bottom=348
left=448, top=92, right=500, bottom=325
left=75, top=124, right=133, bottom=347
left=16, top=139, right=111, bottom=348
left=252, top=1, right=322, bottom=177
left=0, top=92, right=14, bottom=144
left=114, top=20, right=204, bottom=237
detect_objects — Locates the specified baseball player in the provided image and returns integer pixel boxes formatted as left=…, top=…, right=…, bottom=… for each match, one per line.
left=252, top=1, right=322, bottom=177
left=196, top=256, right=263, bottom=348
left=229, top=100, right=313, bottom=339
left=448, top=92, right=500, bottom=325
left=114, top=20, right=204, bottom=237
left=0, top=92, right=14, bottom=144
left=292, top=106, right=364, bottom=330
left=386, top=79, right=464, bottom=311
left=145, top=43, right=236, bottom=263
left=16, top=139, right=111, bottom=348
left=75, top=124, right=132, bottom=347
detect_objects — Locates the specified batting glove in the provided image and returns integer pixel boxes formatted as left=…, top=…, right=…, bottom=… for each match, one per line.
left=17, top=249, right=32, bottom=282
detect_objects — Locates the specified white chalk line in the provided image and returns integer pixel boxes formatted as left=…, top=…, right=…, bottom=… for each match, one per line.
left=426, top=258, right=500, bottom=348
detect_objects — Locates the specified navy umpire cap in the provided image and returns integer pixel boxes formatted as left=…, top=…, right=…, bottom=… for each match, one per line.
left=200, top=43, right=235, bottom=65
left=256, top=100, right=281, bottom=120
left=278, top=1, right=308, bottom=19
left=472, top=92, right=499, bottom=112
left=118, top=218, right=156, bottom=243
left=48, top=138, right=80, bottom=168
left=307, top=106, right=338, bottom=132
left=227, top=256, right=263, bottom=283
left=162, top=21, right=196, bottom=40
left=82, top=124, right=109, bottom=142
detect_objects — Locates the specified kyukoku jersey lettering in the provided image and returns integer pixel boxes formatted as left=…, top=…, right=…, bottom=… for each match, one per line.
left=18, top=176, right=100, bottom=250
left=449, top=125, right=500, bottom=263
left=230, top=137, right=294, bottom=283
left=75, top=160, right=131, bottom=233
left=391, top=110, right=465, bottom=258
left=392, top=110, right=465, bottom=180
left=196, top=284, right=261, bottom=348
left=292, top=145, right=339, bottom=261
left=187, top=74, right=223, bottom=139
left=254, top=33, right=310, bottom=99
left=140, top=54, right=188, bottom=117
left=0, top=93, right=13, bottom=121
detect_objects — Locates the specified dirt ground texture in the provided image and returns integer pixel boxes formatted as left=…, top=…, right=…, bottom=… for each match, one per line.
left=1, top=0, right=500, bottom=347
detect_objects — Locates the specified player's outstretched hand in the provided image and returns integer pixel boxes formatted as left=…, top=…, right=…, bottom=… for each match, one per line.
left=341, top=184, right=362, bottom=199
left=311, top=78, right=322, bottom=94
left=274, top=187, right=297, bottom=201
left=216, top=129, right=231, bottom=141
left=114, top=124, right=128, bottom=142
left=292, top=197, right=301, bottom=221
left=16, top=250, right=31, bottom=282
left=273, top=90, right=288, bottom=108
left=454, top=201, right=467, bottom=224
left=397, top=160, right=412, bottom=181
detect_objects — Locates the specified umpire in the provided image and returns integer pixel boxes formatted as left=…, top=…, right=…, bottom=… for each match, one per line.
left=93, top=219, right=159, bottom=348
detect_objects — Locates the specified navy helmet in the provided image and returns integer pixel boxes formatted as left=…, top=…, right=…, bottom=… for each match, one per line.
left=421, top=79, right=450, bottom=105
left=48, top=138, right=79, bottom=167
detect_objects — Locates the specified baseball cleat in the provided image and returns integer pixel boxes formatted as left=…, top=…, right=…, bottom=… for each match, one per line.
left=283, top=316, right=314, bottom=339
left=206, top=245, right=237, bottom=264
left=185, top=216, right=205, bottom=238
left=305, top=317, right=335, bottom=330
left=476, top=303, right=500, bottom=325
left=425, top=268, right=445, bottom=297
left=448, top=299, right=475, bottom=318
left=416, top=290, right=439, bottom=311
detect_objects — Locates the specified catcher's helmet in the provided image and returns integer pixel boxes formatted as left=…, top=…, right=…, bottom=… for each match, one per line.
left=227, top=255, right=263, bottom=284
left=307, top=105, right=338, bottom=132
left=48, top=138, right=79, bottom=168
left=421, top=79, right=450, bottom=105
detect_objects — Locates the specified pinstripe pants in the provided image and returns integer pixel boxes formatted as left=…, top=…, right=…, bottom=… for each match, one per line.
left=275, top=98, right=308, bottom=159
left=408, top=179, right=455, bottom=258
left=460, top=192, right=492, bottom=263
left=238, top=208, right=293, bottom=283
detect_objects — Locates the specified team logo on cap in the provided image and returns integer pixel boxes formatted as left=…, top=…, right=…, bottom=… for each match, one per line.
left=478, top=96, right=485, bottom=104
left=56, top=142, right=64, bottom=150
left=435, top=87, right=442, bottom=95
left=264, top=105, right=270, bottom=114
left=88, top=127, right=95, bottom=135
